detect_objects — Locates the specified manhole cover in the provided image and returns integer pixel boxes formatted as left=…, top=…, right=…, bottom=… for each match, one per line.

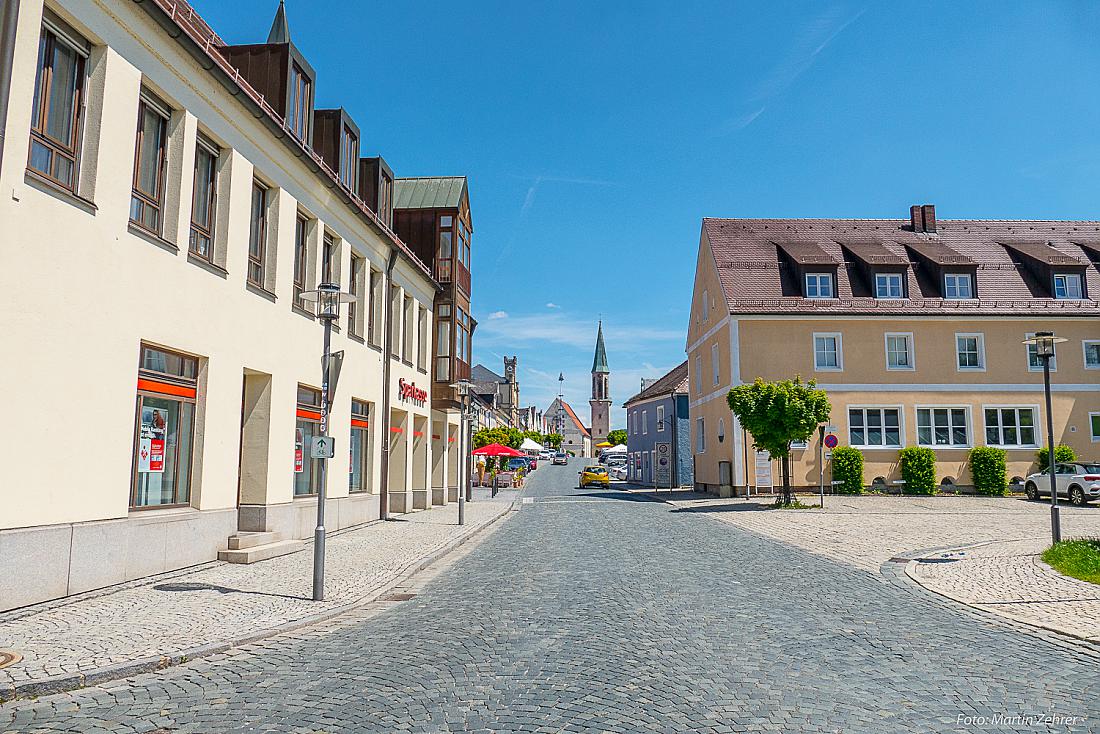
left=0, top=650, right=23, bottom=669
left=381, top=592, right=417, bottom=602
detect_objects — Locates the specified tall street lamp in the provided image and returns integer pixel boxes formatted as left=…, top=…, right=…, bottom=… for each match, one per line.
left=299, top=281, right=356, bottom=602
left=450, top=379, right=473, bottom=525
left=1023, top=331, right=1068, bottom=545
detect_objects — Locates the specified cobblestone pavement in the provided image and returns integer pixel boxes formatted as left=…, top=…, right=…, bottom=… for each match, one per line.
left=4, top=468, right=1099, bottom=732
left=0, top=492, right=514, bottom=694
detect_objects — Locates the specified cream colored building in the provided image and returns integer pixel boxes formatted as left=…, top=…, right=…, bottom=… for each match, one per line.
left=0, top=0, right=467, bottom=611
left=687, top=206, right=1100, bottom=496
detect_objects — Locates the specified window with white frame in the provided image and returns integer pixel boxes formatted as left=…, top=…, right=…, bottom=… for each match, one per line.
left=695, top=356, right=702, bottom=392
left=1053, top=273, right=1083, bottom=300
left=642, top=410, right=648, bottom=435
left=984, top=407, right=1038, bottom=447
left=955, top=333, right=984, bottom=370
left=1026, top=333, right=1057, bottom=371
left=875, top=273, right=904, bottom=298
left=848, top=407, right=901, bottom=448
left=711, top=343, right=720, bottom=385
left=885, top=333, right=914, bottom=370
left=631, top=410, right=637, bottom=435
left=917, top=408, right=969, bottom=447
left=702, top=289, right=709, bottom=321
left=1084, top=340, right=1100, bottom=369
left=656, top=405, right=665, bottom=432
left=805, top=273, right=834, bottom=298
left=1091, top=413, right=1100, bottom=442
left=813, top=333, right=842, bottom=370
left=696, top=417, right=706, bottom=453
left=943, top=273, right=973, bottom=299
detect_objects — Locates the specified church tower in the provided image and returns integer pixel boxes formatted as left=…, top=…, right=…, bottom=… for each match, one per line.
left=590, top=321, right=611, bottom=449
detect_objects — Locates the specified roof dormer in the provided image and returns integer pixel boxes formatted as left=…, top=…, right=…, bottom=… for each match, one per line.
left=359, top=156, right=395, bottom=228
left=904, top=240, right=977, bottom=299
left=312, top=108, right=359, bottom=190
left=839, top=241, right=910, bottom=299
left=774, top=241, right=840, bottom=298
left=1001, top=241, right=1088, bottom=300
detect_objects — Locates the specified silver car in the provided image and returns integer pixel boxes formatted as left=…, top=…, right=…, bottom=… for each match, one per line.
left=1024, top=462, right=1100, bottom=505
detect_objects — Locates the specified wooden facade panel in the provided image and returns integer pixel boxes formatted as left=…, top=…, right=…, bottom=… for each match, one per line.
left=218, top=44, right=290, bottom=116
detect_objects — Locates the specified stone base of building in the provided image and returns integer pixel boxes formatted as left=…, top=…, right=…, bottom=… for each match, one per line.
left=431, top=486, right=447, bottom=506
left=389, top=490, right=412, bottom=514
left=238, top=493, right=380, bottom=540
left=447, top=486, right=459, bottom=503
left=412, top=489, right=430, bottom=510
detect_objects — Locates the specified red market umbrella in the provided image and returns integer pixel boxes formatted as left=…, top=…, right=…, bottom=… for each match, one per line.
left=472, top=443, right=524, bottom=457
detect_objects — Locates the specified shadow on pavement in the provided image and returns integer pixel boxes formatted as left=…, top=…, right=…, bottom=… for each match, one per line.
left=152, top=582, right=306, bottom=601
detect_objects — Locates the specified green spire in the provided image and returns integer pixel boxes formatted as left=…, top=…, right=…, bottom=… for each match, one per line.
left=591, top=321, right=609, bottom=374
left=267, top=0, right=290, bottom=43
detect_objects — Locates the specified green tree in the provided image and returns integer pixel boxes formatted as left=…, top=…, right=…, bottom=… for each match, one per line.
left=727, top=377, right=832, bottom=505
left=606, top=429, right=627, bottom=446
left=545, top=433, right=563, bottom=449
left=522, top=430, right=545, bottom=446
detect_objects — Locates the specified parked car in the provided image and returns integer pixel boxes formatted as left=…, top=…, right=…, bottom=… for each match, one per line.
left=578, top=465, right=610, bottom=489
left=540, top=450, right=554, bottom=461
left=606, top=455, right=627, bottom=468
left=608, top=465, right=627, bottom=481
left=552, top=452, right=569, bottom=465
left=505, top=457, right=529, bottom=473
left=528, top=457, right=538, bottom=471
left=1024, top=463, right=1100, bottom=505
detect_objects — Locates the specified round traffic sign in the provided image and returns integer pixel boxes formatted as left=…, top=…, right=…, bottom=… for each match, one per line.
left=823, top=433, right=839, bottom=449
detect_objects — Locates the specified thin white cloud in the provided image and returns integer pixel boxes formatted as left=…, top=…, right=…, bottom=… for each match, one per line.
left=476, top=312, right=682, bottom=351
left=546, top=302, right=560, bottom=309
left=488, top=310, right=509, bottom=320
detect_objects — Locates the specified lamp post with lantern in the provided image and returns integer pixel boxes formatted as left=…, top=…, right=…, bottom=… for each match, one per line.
left=299, top=281, right=356, bottom=601
left=450, top=379, right=473, bottom=525
left=1022, top=331, right=1068, bottom=544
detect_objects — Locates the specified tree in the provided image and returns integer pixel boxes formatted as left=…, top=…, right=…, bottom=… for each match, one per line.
left=606, top=429, right=627, bottom=447
left=727, top=377, right=832, bottom=505
left=545, top=433, right=563, bottom=449
left=522, top=430, right=545, bottom=446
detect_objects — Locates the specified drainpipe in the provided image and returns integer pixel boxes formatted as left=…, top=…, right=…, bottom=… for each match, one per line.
left=0, top=0, right=21, bottom=177
left=669, top=395, right=677, bottom=491
left=377, top=247, right=399, bottom=521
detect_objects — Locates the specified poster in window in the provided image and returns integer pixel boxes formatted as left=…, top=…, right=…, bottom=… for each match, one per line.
left=138, top=406, right=168, bottom=473
left=295, top=428, right=304, bottom=473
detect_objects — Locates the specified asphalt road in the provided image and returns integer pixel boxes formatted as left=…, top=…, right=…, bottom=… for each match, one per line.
left=5, top=460, right=1098, bottom=733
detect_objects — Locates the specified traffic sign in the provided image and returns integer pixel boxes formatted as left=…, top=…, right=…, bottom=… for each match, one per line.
left=823, top=433, right=839, bottom=449
left=311, top=436, right=335, bottom=459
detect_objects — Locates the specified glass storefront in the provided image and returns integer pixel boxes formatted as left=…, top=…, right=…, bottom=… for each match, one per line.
left=349, top=399, right=370, bottom=493
left=132, top=345, right=198, bottom=508
left=294, top=385, right=322, bottom=496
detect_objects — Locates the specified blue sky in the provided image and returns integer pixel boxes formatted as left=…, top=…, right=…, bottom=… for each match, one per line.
left=196, top=0, right=1100, bottom=428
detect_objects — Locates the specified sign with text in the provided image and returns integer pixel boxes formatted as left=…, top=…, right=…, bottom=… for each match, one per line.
left=138, top=406, right=167, bottom=473
left=294, top=428, right=304, bottom=473
left=398, top=378, right=427, bottom=406
left=655, top=442, right=672, bottom=486
left=754, top=450, right=773, bottom=488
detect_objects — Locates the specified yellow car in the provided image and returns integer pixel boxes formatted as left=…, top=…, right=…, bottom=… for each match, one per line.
left=578, top=465, right=610, bottom=489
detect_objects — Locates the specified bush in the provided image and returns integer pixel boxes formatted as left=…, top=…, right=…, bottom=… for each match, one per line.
left=899, top=447, right=937, bottom=495
left=969, top=447, right=1008, bottom=496
left=831, top=446, right=864, bottom=495
left=1036, top=444, right=1076, bottom=472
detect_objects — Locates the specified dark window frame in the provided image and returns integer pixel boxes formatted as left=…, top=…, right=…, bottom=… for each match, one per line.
left=288, top=62, right=312, bottom=142
left=188, top=135, right=219, bottom=261
left=248, top=181, right=269, bottom=287
left=129, top=93, right=171, bottom=235
left=293, top=213, right=310, bottom=308
left=28, top=23, right=88, bottom=191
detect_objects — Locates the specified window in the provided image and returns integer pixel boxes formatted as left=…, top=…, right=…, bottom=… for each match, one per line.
left=339, top=124, right=357, bottom=189
left=377, top=175, right=393, bottom=228
left=458, top=218, right=471, bottom=273
left=805, top=273, right=834, bottom=298
left=28, top=21, right=88, bottom=189
left=247, top=182, right=268, bottom=287
left=849, top=408, right=901, bottom=448
left=417, top=306, right=428, bottom=371
left=1084, top=340, right=1100, bottom=370
left=631, top=410, right=638, bottom=435
left=294, top=386, right=323, bottom=496
left=875, top=273, right=904, bottom=298
left=955, top=333, right=984, bottom=370
left=390, top=285, right=401, bottom=357
left=702, top=289, right=710, bottom=321
left=189, top=136, right=219, bottom=260
left=457, top=308, right=471, bottom=365
left=813, top=333, right=842, bottom=371
left=293, top=214, right=309, bottom=309
left=348, top=254, right=363, bottom=337
left=132, top=345, right=198, bottom=508
left=437, top=215, right=453, bottom=282
left=288, top=62, right=311, bottom=142
left=403, top=295, right=414, bottom=361
left=1053, top=273, right=1083, bottom=300
left=368, top=268, right=381, bottom=345
left=885, top=333, right=914, bottom=370
left=321, top=232, right=334, bottom=284
left=656, top=405, right=665, bottom=432
left=1026, top=332, right=1057, bottom=372
left=130, top=93, right=170, bottom=233
left=1090, top=413, right=1100, bottom=442
left=642, top=410, right=648, bottom=435
left=695, top=356, right=702, bottom=392
left=984, top=407, right=1038, bottom=448
left=917, top=408, right=969, bottom=447
left=711, top=343, right=720, bottom=385
left=435, top=304, right=452, bottom=382
left=696, top=418, right=706, bottom=453
left=350, top=399, right=370, bottom=493
left=944, top=273, right=973, bottom=299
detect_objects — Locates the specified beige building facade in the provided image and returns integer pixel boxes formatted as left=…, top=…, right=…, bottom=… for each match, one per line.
left=687, top=208, right=1100, bottom=496
left=0, top=0, right=465, bottom=611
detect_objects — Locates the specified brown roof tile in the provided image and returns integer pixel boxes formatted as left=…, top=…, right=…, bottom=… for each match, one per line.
left=623, top=361, right=689, bottom=407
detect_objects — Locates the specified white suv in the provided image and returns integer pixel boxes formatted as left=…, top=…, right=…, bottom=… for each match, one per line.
left=1024, top=463, right=1100, bottom=505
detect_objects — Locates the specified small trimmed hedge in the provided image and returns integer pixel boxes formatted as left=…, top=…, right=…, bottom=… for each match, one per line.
left=831, top=446, right=864, bottom=495
left=1036, top=444, right=1076, bottom=472
left=969, top=446, right=1008, bottom=496
left=899, top=446, right=936, bottom=495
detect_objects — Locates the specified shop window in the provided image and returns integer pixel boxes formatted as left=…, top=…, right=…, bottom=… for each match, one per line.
left=189, top=134, right=219, bottom=261
left=28, top=18, right=89, bottom=190
left=350, top=399, right=370, bottom=493
left=130, top=92, right=171, bottom=234
left=132, top=345, right=198, bottom=508
left=294, top=385, right=323, bottom=496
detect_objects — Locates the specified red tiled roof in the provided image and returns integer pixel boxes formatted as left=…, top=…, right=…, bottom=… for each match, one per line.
left=623, top=361, right=688, bottom=407
left=548, top=399, right=590, bottom=437
left=703, top=218, right=1100, bottom=316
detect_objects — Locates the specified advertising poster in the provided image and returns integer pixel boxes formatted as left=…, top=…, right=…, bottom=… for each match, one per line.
left=754, top=450, right=773, bottom=488
left=138, top=406, right=168, bottom=474
left=294, top=428, right=304, bottom=473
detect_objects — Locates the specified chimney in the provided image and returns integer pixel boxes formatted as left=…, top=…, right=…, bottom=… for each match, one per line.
left=920, top=204, right=936, bottom=233
left=910, top=205, right=923, bottom=232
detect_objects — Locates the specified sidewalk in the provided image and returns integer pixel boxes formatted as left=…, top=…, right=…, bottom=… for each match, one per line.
left=0, top=490, right=517, bottom=703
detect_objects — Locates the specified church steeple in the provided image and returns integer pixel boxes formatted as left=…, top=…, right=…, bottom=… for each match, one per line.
left=267, top=0, right=291, bottom=44
left=592, top=320, right=609, bottom=374
left=589, top=321, right=610, bottom=452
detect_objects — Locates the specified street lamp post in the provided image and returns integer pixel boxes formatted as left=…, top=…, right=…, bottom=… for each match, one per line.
left=450, top=379, right=473, bottom=526
left=1023, top=331, right=1068, bottom=545
left=299, top=282, right=355, bottom=602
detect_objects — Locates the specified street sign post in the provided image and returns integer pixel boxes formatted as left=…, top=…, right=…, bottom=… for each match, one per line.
left=310, top=436, right=335, bottom=459
left=655, top=442, right=672, bottom=490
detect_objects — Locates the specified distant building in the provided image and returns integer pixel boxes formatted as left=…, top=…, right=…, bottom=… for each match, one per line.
left=470, top=358, right=520, bottom=427
left=546, top=398, right=592, bottom=457
left=624, top=362, right=692, bottom=487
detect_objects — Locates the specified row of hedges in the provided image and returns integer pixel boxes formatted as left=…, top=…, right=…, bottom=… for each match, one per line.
left=829, top=444, right=1076, bottom=496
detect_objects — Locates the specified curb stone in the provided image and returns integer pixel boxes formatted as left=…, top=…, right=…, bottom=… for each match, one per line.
left=0, top=497, right=518, bottom=704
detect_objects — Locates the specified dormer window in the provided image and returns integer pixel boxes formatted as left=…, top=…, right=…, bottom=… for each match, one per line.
left=339, top=124, right=357, bottom=189
left=805, top=273, right=834, bottom=298
left=288, top=62, right=311, bottom=141
left=1053, top=273, right=1083, bottom=300
left=943, top=273, right=973, bottom=299
left=875, top=273, right=904, bottom=299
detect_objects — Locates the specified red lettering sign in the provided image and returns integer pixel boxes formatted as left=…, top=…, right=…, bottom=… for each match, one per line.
left=397, top=378, right=428, bottom=403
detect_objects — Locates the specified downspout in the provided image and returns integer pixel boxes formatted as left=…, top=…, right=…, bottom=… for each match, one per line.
left=0, top=0, right=21, bottom=176
left=670, top=394, right=678, bottom=489
left=377, top=247, right=399, bottom=520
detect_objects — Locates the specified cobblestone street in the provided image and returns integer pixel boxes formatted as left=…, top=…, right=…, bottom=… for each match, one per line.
left=4, top=465, right=1099, bottom=733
